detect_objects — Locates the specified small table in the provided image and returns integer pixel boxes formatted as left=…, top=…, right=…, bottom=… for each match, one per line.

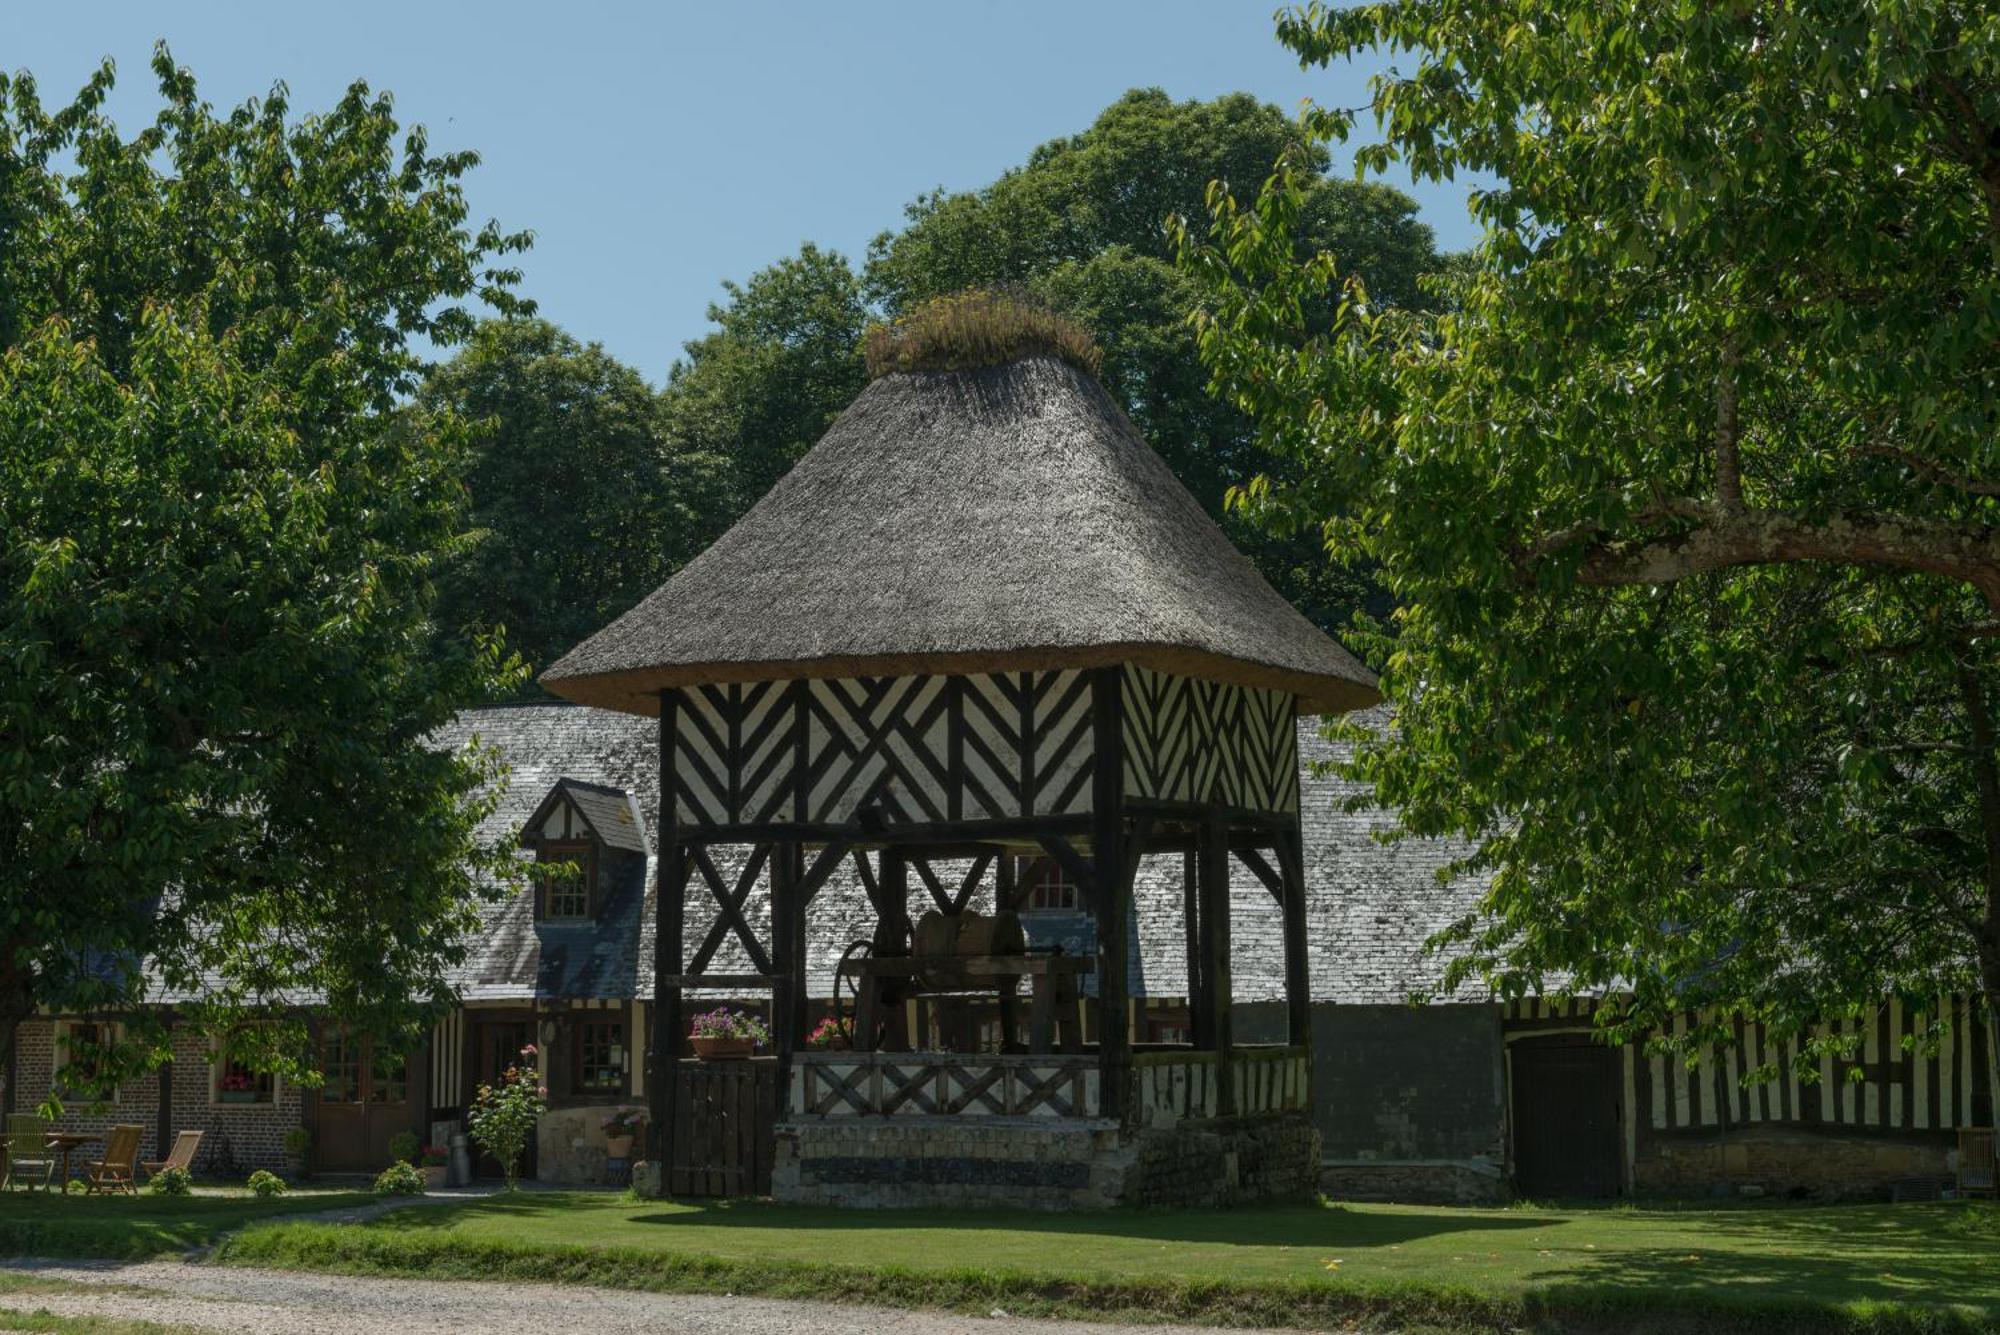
left=44, top=1132, right=100, bottom=1192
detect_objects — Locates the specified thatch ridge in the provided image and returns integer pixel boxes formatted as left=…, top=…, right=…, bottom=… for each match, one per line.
left=863, top=289, right=1102, bottom=380
left=543, top=356, right=1376, bottom=715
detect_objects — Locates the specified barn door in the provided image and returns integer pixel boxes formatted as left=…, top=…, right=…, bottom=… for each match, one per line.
left=1511, top=1037, right=1623, bottom=1197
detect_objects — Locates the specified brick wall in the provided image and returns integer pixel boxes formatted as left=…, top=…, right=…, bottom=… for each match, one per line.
left=10, top=1019, right=303, bottom=1178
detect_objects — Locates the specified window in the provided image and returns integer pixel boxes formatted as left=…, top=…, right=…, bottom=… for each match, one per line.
left=575, top=1020, right=626, bottom=1093
left=213, top=1053, right=277, bottom=1106
left=320, top=1029, right=363, bottom=1104
left=1014, top=856, right=1081, bottom=911
left=369, top=1047, right=408, bottom=1105
left=537, top=842, right=596, bottom=920
left=56, top=1021, right=117, bottom=1100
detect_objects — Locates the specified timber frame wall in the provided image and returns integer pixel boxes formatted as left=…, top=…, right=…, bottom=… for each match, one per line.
left=645, top=665, right=1316, bottom=1164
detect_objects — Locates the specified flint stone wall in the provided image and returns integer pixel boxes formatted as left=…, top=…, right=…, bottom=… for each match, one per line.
left=771, top=1111, right=1319, bottom=1210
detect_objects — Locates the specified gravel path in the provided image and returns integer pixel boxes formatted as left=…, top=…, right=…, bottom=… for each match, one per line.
left=0, top=1258, right=1297, bottom=1334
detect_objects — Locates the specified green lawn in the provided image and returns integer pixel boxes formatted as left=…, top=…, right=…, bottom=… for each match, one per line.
left=0, top=1186, right=373, bottom=1260
left=216, top=1191, right=2000, bottom=1332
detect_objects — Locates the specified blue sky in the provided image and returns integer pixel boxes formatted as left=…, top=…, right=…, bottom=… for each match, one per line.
left=15, top=2, right=1484, bottom=382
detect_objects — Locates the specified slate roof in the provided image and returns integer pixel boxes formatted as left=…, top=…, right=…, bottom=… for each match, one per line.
left=525, top=778, right=649, bottom=854
left=434, top=702, right=1489, bottom=1007
left=542, top=357, right=1377, bottom=717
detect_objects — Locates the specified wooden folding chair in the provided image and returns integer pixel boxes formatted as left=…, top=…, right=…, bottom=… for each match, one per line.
left=84, top=1124, right=143, bottom=1196
left=0, top=1131, right=53, bottom=1192
left=1960, top=1127, right=1997, bottom=1199
left=140, top=1129, right=202, bottom=1182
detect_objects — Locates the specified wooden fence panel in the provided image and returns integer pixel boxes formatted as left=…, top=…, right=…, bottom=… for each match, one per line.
left=668, top=1059, right=774, bottom=1197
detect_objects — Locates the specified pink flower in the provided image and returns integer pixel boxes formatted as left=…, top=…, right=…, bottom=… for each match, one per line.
left=537, top=1086, right=549, bottom=1098
left=520, top=1044, right=538, bottom=1056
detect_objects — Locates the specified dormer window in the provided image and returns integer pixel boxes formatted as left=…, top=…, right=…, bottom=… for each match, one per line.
left=519, top=777, right=649, bottom=925
left=537, top=842, right=597, bottom=920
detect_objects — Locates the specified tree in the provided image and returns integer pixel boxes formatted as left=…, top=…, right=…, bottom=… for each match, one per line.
left=661, top=243, right=870, bottom=520
left=424, top=319, right=720, bottom=681
left=867, top=88, right=1440, bottom=631
left=0, top=47, right=528, bottom=1099
left=1179, top=2, right=2000, bottom=1069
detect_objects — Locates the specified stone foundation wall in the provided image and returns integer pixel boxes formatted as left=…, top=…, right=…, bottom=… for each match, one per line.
left=1635, top=1126, right=1954, bottom=1199
left=772, top=1112, right=1320, bottom=1210
left=1320, top=1158, right=1509, bottom=1205
left=536, top=1102, right=645, bottom=1185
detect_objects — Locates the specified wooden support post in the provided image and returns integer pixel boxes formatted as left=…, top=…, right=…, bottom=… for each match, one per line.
left=770, top=842, right=807, bottom=1125
left=1090, top=667, right=1130, bottom=1121
left=1277, top=828, right=1311, bottom=1048
left=1199, top=812, right=1234, bottom=1114
left=1183, top=848, right=1208, bottom=1049
left=154, top=1050, right=173, bottom=1160
left=649, top=693, right=685, bottom=1182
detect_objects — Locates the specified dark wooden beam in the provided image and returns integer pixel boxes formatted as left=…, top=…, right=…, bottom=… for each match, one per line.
left=1182, top=848, right=1208, bottom=1050
left=656, top=974, right=779, bottom=989
left=1198, top=811, right=1234, bottom=1114
left=950, top=853, right=994, bottom=913
left=769, top=842, right=807, bottom=1125
left=650, top=692, right=686, bottom=1178
left=1089, top=666, right=1130, bottom=1121
left=685, top=844, right=775, bottom=976
left=1277, top=828, right=1311, bottom=1048
left=910, top=857, right=953, bottom=914
left=1232, top=846, right=1284, bottom=902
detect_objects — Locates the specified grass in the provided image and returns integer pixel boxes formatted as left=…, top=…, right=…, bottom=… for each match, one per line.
left=213, top=1191, right=2000, bottom=1333
left=0, top=1186, right=373, bottom=1260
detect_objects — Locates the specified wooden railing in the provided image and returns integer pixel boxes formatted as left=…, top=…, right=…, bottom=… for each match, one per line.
left=790, top=1052, right=1100, bottom=1119
left=1129, top=1045, right=1310, bottom=1127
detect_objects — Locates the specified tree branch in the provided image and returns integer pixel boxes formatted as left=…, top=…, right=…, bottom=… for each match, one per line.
left=1854, top=443, right=2000, bottom=497
left=1561, top=502, right=2000, bottom=615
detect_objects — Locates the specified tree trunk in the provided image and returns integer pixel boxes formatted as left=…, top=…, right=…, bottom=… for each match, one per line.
left=0, top=945, right=35, bottom=1117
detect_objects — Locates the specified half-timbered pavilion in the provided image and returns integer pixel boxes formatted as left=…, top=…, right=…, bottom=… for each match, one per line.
left=542, top=344, right=1378, bottom=1206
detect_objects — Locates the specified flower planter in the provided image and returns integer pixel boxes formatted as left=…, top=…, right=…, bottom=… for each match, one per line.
left=421, top=1164, right=447, bottom=1190
left=604, top=1135, right=634, bottom=1160
left=218, top=1091, right=262, bottom=1104
left=690, top=1037, right=754, bottom=1061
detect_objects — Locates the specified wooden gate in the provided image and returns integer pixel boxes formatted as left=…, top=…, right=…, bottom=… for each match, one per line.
left=668, top=1058, right=776, bottom=1196
left=1511, top=1036, right=1623, bottom=1197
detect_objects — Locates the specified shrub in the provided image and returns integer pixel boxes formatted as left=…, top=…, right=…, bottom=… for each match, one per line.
left=281, top=1126, right=310, bottom=1158
left=245, top=1169, right=287, bottom=1198
left=148, top=1165, right=193, bottom=1197
left=387, top=1130, right=420, bottom=1165
left=688, top=1008, right=770, bottom=1045
left=467, top=1043, right=546, bottom=1192
left=372, top=1161, right=425, bottom=1196
left=862, top=289, right=1102, bottom=381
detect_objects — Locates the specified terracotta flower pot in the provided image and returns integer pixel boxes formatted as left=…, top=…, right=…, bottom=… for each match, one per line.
left=604, top=1135, right=634, bottom=1159
left=690, top=1036, right=753, bottom=1060
left=421, top=1164, right=447, bottom=1190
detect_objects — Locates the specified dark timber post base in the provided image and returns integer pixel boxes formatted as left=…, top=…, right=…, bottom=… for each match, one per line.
left=1089, top=667, right=1130, bottom=1122
left=647, top=693, right=685, bottom=1191
left=1199, top=812, right=1234, bottom=1115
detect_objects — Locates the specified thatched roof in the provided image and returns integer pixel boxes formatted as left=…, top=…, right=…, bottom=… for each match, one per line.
left=542, top=355, right=1377, bottom=716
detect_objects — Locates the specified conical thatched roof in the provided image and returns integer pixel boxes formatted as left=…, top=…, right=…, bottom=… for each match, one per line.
left=542, top=356, right=1377, bottom=716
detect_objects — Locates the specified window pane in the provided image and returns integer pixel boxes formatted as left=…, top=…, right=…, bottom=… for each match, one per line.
left=369, top=1048, right=407, bottom=1104
left=321, top=1031, right=362, bottom=1103
left=577, top=1021, right=625, bottom=1092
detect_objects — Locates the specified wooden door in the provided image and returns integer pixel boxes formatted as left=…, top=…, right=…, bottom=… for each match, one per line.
left=315, top=1031, right=411, bottom=1173
left=1511, top=1037, right=1623, bottom=1198
left=470, top=1019, right=537, bottom=1179
left=668, top=1059, right=775, bottom=1196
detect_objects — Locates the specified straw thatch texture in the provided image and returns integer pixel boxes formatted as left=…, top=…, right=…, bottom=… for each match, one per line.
left=543, top=356, right=1376, bottom=716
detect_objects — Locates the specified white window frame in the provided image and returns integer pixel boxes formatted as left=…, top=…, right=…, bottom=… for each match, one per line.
left=210, top=1050, right=282, bottom=1108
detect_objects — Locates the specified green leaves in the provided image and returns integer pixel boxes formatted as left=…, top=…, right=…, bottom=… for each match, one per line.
left=1183, top=0, right=2000, bottom=1052
left=0, top=54, right=526, bottom=1097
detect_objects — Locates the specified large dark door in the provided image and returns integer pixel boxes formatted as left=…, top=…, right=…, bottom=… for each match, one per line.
left=470, top=1019, right=537, bottom=1179
left=1511, top=1037, right=1623, bottom=1197
left=316, top=1030, right=410, bottom=1173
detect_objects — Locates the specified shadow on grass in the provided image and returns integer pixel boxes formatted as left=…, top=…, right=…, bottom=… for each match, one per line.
left=369, top=1190, right=1561, bottom=1247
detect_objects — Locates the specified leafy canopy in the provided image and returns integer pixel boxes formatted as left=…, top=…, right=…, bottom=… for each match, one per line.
left=0, top=46, right=528, bottom=1096
left=1179, top=1, right=2000, bottom=1058
left=423, top=319, right=725, bottom=684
